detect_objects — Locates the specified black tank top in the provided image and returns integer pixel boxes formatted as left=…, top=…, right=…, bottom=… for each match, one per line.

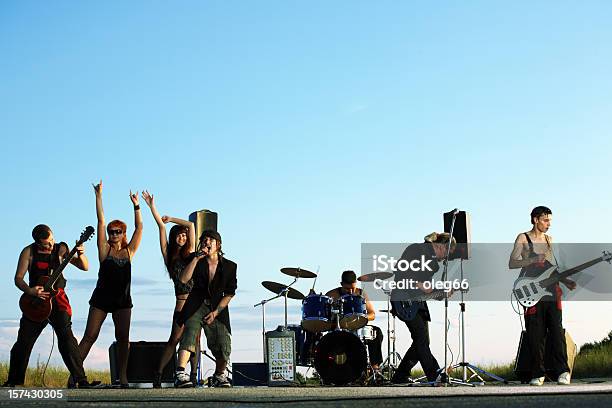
left=333, top=287, right=363, bottom=297
left=520, top=233, right=554, bottom=278
left=95, top=252, right=131, bottom=300
left=171, top=259, right=194, bottom=296
left=28, top=243, right=66, bottom=289
left=521, top=233, right=559, bottom=301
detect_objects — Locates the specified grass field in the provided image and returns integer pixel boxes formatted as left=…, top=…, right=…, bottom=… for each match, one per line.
left=2, top=331, right=611, bottom=387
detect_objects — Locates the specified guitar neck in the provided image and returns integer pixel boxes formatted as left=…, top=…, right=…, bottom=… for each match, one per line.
left=43, top=246, right=79, bottom=291
left=541, top=256, right=604, bottom=287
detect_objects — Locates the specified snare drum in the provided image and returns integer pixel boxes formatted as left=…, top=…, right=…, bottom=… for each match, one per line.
left=339, top=294, right=367, bottom=330
left=358, top=325, right=376, bottom=341
left=301, top=294, right=333, bottom=333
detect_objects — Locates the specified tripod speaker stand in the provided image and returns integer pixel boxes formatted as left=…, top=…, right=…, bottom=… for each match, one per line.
left=441, top=209, right=506, bottom=385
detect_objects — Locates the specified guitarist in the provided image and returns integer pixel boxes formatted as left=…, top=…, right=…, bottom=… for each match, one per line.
left=390, top=232, right=455, bottom=384
left=509, top=206, right=575, bottom=386
left=3, top=225, right=98, bottom=388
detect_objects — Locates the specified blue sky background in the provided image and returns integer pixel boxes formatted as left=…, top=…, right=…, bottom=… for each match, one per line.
left=1, top=1, right=612, bottom=374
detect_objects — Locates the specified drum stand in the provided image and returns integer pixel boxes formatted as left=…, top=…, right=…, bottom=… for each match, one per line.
left=362, top=341, right=379, bottom=385
left=380, top=292, right=402, bottom=380
left=253, top=278, right=297, bottom=362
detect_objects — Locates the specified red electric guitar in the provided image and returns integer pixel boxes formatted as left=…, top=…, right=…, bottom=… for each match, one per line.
left=19, top=226, right=95, bottom=322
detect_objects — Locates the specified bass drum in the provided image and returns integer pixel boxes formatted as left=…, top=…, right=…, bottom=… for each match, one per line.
left=313, top=331, right=367, bottom=385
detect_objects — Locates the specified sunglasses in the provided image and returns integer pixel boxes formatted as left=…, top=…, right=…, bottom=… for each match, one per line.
left=109, top=229, right=123, bottom=236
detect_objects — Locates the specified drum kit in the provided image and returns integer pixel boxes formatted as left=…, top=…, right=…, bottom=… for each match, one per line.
left=254, top=267, right=400, bottom=385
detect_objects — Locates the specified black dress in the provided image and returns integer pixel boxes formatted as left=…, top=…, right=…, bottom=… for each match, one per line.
left=89, top=252, right=133, bottom=313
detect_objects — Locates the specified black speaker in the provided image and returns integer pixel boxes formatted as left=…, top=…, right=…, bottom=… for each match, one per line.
left=514, top=329, right=576, bottom=383
left=231, top=363, right=268, bottom=386
left=443, top=210, right=471, bottom=260
left=189, top=210, right=218, bottom=243
left=109, top=341, right=176, bottom=384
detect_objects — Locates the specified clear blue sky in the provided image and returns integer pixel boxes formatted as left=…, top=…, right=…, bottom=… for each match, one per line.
left=1, top=1, right=611, bottom=370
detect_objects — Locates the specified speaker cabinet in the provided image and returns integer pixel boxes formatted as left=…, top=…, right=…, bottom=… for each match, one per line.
left=189, top=210, right=218, bottom=242
left=443, top=210, right=471, bottom=260
left=109, top=341, right=176, bottom=384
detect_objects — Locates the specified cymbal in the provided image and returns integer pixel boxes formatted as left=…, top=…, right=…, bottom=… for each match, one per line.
left=261, top=281, right=305, bottom=300
left=379, top=309, right=391, bottom=313
left=280, top=267, right=317, bottom=279
left=357, top=272, right=393, bottom=282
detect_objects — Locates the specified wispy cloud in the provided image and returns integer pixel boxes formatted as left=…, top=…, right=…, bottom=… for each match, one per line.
left=345, top=104, right=368, bottom=115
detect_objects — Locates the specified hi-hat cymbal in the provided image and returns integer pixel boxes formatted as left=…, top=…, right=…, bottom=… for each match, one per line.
left=280, top=267, right=317, bottom=279
left=261, top=281, right=305, bottom=300
left=357, top=272, right=394, bottom=282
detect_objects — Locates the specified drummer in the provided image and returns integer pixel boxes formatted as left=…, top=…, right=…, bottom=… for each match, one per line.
left=325, top=270, right=384, bottom=372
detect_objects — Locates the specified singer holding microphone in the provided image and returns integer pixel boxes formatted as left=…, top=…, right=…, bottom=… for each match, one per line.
left=174, top=230, right=237, bottom=388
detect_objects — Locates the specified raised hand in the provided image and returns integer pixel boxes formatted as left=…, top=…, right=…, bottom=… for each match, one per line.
left=129, top=190, right=139, bottom=206
left=161, top=215, right=171, bottom=224
left=92, top=180, right=103, bottom=196
left=142, top=190, right=154, bottom=207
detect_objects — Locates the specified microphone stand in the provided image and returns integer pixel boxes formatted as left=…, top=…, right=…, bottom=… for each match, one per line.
left=253, top=276, right=300, bottom=362
left=254, top=293, right=282, bottom=363
left=436, top=209, right=474, bottom=387
left=450, top=259, right=507, bottom=384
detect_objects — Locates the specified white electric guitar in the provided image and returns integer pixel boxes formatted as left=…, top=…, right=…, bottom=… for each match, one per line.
left=513, top=251, right=612, bottom=308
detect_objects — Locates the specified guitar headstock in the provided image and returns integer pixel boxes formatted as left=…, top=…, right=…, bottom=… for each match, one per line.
left=603, top=250, right=612, bottom=263
left=78, top=226, right=95, bottom=245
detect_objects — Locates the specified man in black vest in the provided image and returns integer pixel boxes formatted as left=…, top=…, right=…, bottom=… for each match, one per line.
left=176, top=230, right=237, bottom=388
left=509, top=206, right=575, bottom=385
left=3, top=224, right=99, bottom=388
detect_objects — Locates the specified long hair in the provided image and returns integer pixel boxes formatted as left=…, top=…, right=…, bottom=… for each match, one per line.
left=166, top=225, right=191, bottom=279
left=107, top=220, right=129, bottom=249
left=199, top=230, right=224, bottom=258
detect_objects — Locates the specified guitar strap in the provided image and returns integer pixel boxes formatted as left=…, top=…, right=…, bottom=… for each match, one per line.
left=523, top=233, right=562, bottom=312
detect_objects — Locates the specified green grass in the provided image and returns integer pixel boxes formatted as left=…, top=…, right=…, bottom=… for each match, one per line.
left=2, top=332, right=611, bottom=387
left=0, top=359, right=110, bottom=388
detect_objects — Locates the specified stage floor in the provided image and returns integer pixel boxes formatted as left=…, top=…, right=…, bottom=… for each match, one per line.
left=1, top=379, right=611, bottom=407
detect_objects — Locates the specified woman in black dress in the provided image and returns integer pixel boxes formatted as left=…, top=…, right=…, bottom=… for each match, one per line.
left=78, top=180, right=143, bottom=387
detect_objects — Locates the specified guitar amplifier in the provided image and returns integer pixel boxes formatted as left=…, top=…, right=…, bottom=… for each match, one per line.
left=514, top=329, right=577, bottom=383
left=266, top=326, right=296, bottom=386
left=109, top=341, right=176, bottom=384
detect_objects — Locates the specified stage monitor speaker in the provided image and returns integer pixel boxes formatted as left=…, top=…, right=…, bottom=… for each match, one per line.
left=189, top=209, right=218, bottom=243
left=232, top=363, right=268, bottom=386
left=443, top=209, right=471, bottom=260
left=109, top=341, right=176, bottom=384
left=514, top=329, right=577, bottom=383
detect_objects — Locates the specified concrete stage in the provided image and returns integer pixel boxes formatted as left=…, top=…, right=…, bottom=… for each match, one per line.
left=1, top=379, right=611, bottom=407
